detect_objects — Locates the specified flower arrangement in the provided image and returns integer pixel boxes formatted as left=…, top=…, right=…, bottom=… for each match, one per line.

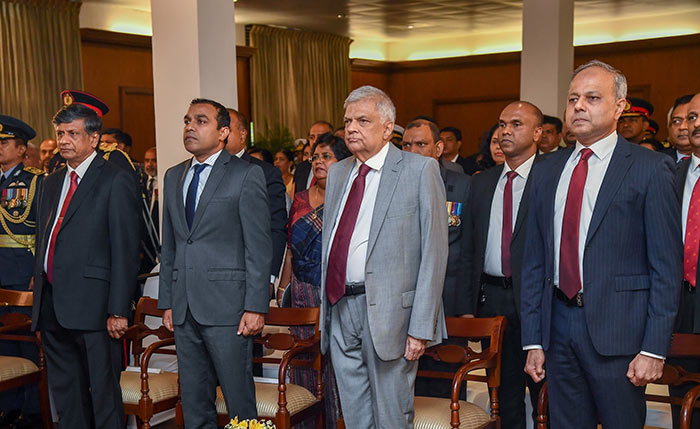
left=224, top=417, right=276, bottom=429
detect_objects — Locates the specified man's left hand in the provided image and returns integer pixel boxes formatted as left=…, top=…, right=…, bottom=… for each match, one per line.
left=404, top=335, right=427, bottom=360
left=107, top=316, right=128, bottom=339
left=627, top=353, right=664, bottom=386
left=237, top=312, right=265, bottom=336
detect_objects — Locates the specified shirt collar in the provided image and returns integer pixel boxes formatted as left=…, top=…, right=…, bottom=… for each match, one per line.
left=234, top=148, right=246, bottom=158
left=191, top=149, right=222, bottom=169
left=678, top=150, right=691, bottom=163
left=1, top=163, right=19, bottom=178
left=574, top=131, right=617, bottom=162
left=501, top=153, right=536, bottom=181
left=690, top=154, right=700, bottom=172
left=67, top=150, right=98, bottom=180
left=450, top=154, right=459, bottom=163
left=356, top=142, right=390, bottom=172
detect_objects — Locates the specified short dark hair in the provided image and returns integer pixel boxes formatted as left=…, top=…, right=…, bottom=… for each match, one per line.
left=191, top=98, right=230, bottom=130
left=277, top=148, right=295, bottom=163
left=247, top=147, right=273, bottom=164
left=673, top=94, right=695, bottom=112
left=411, top=115, right=438, bottom=126
left=440, top=126, right=462, bottom=142
left=312, top=132, right=351, bottom=161
left=478, top=123, right=500, bottom=169
left=52, top=103, right=102, bottom=135
left=102, top=128, right=133, bottom=147
left=311, top=120, right=333, bottom=131
left=227, top=108, right=249, bottom=134
left=542, top=115, right=563, bottom=133
left=405, top=120, right=440, bottom=143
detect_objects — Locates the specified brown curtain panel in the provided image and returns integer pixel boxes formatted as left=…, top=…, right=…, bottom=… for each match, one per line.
left=250, top=24, right=351, bottom=141
left=0, top=0, right=83, bottom=142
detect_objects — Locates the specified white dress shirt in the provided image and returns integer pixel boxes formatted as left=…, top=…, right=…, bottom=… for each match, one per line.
left=44, top=150, right=98, bottom=271
left=234, top=148, right=246, bottom=158
left=677, top=150, right=691, bottom=164
left=682, top=154, right=700, bottom=237
left=0, top=164, right=19, bottom=182
left=483, top=154, right=535, bottom=276
left=450, top=154, right=459, bottom=163
left=328, top=142, right=390, bottom=284
left=182, top=150, right=222, bottom=210
left=553, top=132, right=617, bottom=288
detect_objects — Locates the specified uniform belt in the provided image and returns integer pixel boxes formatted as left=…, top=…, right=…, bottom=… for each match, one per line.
left=0, top=234, right=35, bottom=249
left=554, top=287, right=584, bottom=307
left=683, top=280, right=696, bottom=294
left=345, top=283, right=366, bottom=296
left=481, top=273, right=513, bottom=289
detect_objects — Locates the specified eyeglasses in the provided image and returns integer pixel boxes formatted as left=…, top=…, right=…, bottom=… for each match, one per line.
left=311, top=153, right=336, bottom=162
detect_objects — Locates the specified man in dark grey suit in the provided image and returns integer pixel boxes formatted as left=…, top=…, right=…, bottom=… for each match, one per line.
left=320, top=86, right=448, bottom=427
left=522, top=60, right=682, bottom=428
left=159, top=99, right=272, bottom=427
left=400, top=119, right=471, bottom=399
left=463, top=101, right=543, bottom=428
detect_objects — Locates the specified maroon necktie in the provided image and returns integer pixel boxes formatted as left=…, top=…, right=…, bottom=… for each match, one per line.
left=559, top=148, right=594, bottom=299
left=326, top=163, right=372, bottom=305
left=684, top=176, right=700, bottom=287
left=501, top=171, right=518, bottom=277
left=47, top=171, right=79, bottom=284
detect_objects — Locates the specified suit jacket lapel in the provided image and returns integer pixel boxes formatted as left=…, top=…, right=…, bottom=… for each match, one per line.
left=676, top=159, right=690, bottom=201
left=478, top=166, right=502, bottom=254
left=545, top=148, right=575, bottom=246
left=512, top=172, right=533, bottom=241
left=176, top=159, right=191, bottom=232
left=0, top=163, right=23, bottom=189
left=40, top=169, right=66, bottom=254
left=189, top=151, right=230, bottom=233
left=585, top=139, right=633, bottom=246
left=367, top=144, right=402, bottom=258
left=61, top=155, right=104, bottom=228
left=325, top=158, right=355, bottom=245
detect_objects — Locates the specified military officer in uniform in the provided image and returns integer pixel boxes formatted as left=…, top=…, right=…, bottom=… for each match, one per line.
left=0, top=115, right=44, bottom=426
left=617, top=97, right=654, bottom=144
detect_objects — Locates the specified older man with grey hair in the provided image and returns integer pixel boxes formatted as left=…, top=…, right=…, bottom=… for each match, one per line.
left=320, top=85, right=448, bottom=427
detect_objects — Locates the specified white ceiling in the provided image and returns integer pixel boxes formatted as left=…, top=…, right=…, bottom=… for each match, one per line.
left=79, top=0, right=700, bottom=61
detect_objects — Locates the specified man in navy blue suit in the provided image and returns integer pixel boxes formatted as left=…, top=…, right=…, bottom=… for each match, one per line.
left=521, top=60, right=682, bottom=428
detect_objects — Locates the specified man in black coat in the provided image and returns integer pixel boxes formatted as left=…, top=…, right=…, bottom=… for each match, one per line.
left=32, top=99, right=141, bottom=429
left=400, top=119, right=472, bottom=398
left=294, top=121, right=333, bottom=194
left=463, top=101, right=544, bottom=428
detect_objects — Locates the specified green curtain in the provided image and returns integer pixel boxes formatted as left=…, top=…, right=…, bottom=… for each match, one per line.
left=0, top=0, right=83, bottom=142
left=250, top=24, right=351, bottom=142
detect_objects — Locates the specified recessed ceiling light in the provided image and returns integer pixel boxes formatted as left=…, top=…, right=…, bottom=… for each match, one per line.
left=407, top=25, right=414, bottom=29
left=337, top=14, right=343, bottom=19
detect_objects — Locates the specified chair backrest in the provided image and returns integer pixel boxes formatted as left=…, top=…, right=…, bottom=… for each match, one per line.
left=0, top=289, right=33, bottom=330
left=255, top=307, right=321, bottom=388
left=129, top=297, right=174, bottom=363
left=657, top=333, right=700, bottom=386
left=418, top=316, right=507, bottom=389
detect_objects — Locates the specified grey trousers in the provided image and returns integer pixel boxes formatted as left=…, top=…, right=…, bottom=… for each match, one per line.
left=329, top=294, right=418, bottom=429
left=175, top=309, right=257, bottom=429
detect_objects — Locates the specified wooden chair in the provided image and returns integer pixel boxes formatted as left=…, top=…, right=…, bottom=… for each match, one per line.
left=414, top=315, right=507, bottom=429
left=536, top=333, right=700, bottom=429
left=120, top=296, right=178, bottom=429
left=175, top=306, right=323, bottom=429
left=0, top=289, right=52, bottom=429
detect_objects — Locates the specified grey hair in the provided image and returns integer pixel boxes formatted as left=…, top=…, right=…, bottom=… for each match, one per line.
left=571, top=60, right=627, bottom=100
left=344, top=85, right=396, bottom=123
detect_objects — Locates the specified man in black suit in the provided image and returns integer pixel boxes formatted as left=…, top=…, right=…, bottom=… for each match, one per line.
left=522, top=60, right=681, bottom=428
left=463, top=101, right=543, bottom=428
left=401, top=119, right=472, bottom=398
left=663, top=94, right=694, bottom=163
left=294, top=121, right=333, bottom=194
left=440, top=126, right=478, bottom=175
left=671, top=92, right=700, bottom=429
left=32, top=99, right=141, bottom=429
left=159, top=99, right=271, bottom=426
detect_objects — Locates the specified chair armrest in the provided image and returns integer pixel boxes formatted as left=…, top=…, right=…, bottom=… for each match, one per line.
left=681, top=384, right=700, bottom=428
left=277, top=336, right=320, bottom=387
left=140, top=337, right=176, bottom=374
left=449, top=350, right=498, bottom=403
left=0, top=320, right=32, bottom=334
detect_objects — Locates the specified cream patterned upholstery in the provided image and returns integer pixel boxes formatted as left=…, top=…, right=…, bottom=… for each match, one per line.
left=0, top=356, right=38, bottom=382
left=414, top=395, right=492, bottom=429
left=120, top=371, right=179, bottom=405
left=215, top=382, right=319, bottom=417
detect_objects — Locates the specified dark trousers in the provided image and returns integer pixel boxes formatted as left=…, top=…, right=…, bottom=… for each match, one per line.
left=669, top=285, right=700, bottom=429
left=175, top=309, right=256, bottom=429
left=547, top=297, right=645, bottom=429
left=0, top=284, right=39, bottom=415
left=38, top=282, right=124, bottom=429
left=478, top=283, right=542, bottom=429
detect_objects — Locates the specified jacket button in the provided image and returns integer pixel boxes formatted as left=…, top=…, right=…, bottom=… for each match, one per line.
left=187, top=239, right=193, bottom=244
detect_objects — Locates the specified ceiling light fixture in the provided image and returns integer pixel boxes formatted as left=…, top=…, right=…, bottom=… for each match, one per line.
left=407, top=25, right=414, bottom=29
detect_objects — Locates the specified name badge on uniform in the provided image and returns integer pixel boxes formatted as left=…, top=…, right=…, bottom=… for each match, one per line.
left=446, top=201, right=462, bottom=227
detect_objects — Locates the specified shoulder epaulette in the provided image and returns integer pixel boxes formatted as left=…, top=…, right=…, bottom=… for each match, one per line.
left=23, top=166, right=44, bottom=175
left=99, top=142, right=119, bottom=152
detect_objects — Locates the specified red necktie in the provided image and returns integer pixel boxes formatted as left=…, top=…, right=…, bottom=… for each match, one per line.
left=326, top=163, right=371, bottom=305
left=682, top=156, right=691, bottom=162
left=47, top=171, right=79, bottom=284
left=501, top=171, right=518, bottom=277
left=559, top=148, right=594, bottom=299
left=684, top=176, right=700, bottom=287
